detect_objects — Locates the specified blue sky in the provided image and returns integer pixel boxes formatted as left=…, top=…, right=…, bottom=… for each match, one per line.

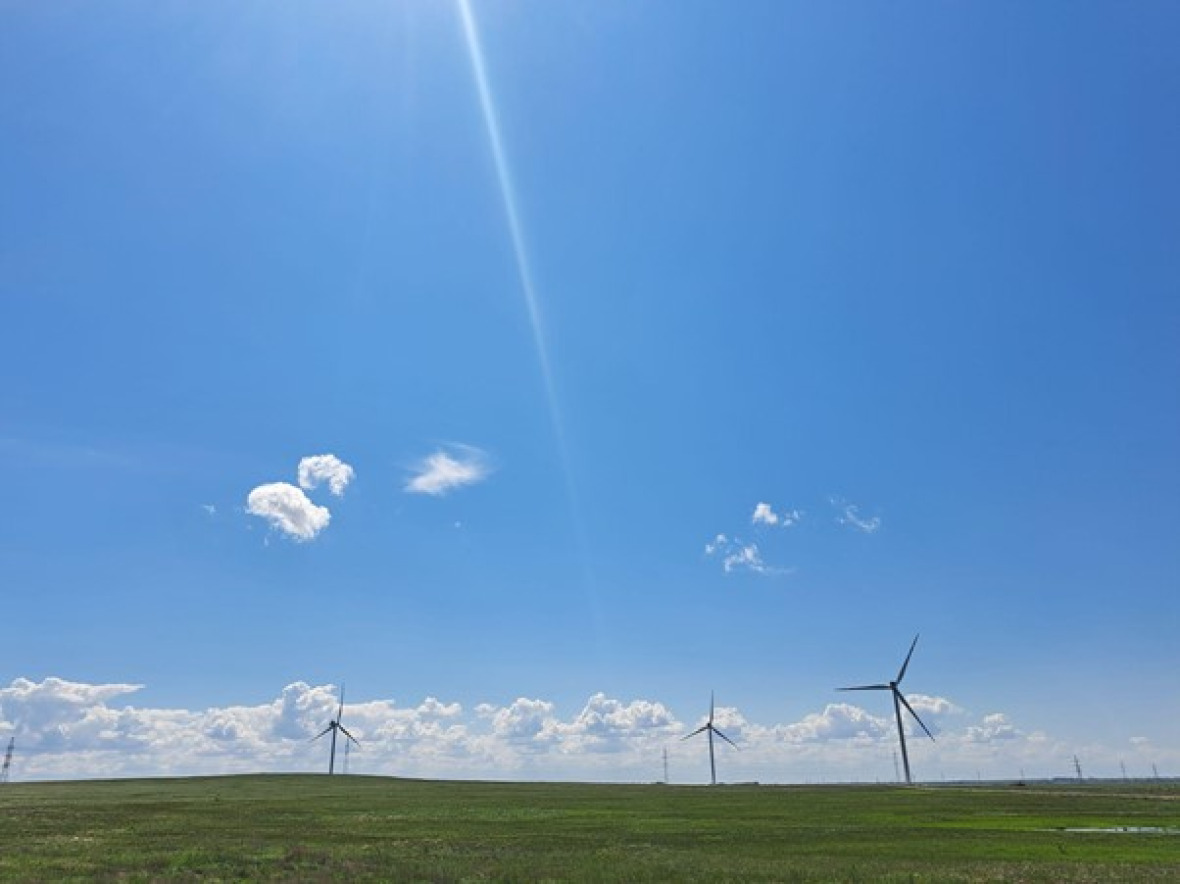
left=2, top=1, right=1178, bottom=783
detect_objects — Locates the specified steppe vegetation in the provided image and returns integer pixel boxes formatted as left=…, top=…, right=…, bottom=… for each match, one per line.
left=1, top=775, right=1177, bottom=881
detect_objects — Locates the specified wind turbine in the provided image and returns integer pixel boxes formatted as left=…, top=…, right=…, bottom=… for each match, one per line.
left=839, top=635, right=935, bottom=785
left=1, top=737, right=13, bottom=784
left=681, top=692, right=738, bottom=785
left=312, top=685, right=359, bottom=775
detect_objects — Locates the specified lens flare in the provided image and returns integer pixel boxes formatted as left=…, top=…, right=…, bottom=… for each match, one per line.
left=457, top=0, right=601, bottom=630
left=457, top=0, right=556, bottom=420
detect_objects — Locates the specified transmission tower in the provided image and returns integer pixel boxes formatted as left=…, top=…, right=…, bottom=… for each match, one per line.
left=1073, top=755, right=1083, bottom=781
left=662, top=746, right=669, bottom=784
left=1, top=737, right=13, bottom=784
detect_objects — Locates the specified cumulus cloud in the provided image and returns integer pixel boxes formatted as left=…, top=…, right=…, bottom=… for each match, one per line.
left=553, top=694, right=680, bottom=753
left=0, top=677, right=142, bottom=727
left=297, top=454, right=355, bottom=497
left=907, top=693, right=962, bottom=720
left=3, top=677, right=1168, bottom=785
left=704, top=534, right=786, bottom=576
left=479, top=697, right=555, bottom=738
left=405, top=445, right=491, bottom=496
left=832, top=498, right=881, bottom=534
left=962, top=712, right=1022, bottom=744
left=244, top=453, right=354, bottom=542
left=246, top=482, right=330, bottom=541
left=752, top=502, right=802, bottom=528
left=776, top=703, right=891, bottom=743
left=752, top=503, right=777, bottom=525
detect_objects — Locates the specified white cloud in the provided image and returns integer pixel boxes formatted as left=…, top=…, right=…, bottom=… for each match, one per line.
left=704, top=535, right=787, bottom=576
left=726, top=543, right=770, bottom=574
left=704, top=533, right=729, bottom=555
left=246, top=482, right=330, bottom=541
left=776, top=703, right=891, bottom=743
left=962, top=712, right=1022, bottom=744
left=405, top=445, right=491, bottom=496
left=832, top=498, right=881, bottom=534
left=297, top=454, right=355, bottom=497
left=752, top=502, right=778, bottom=525
left=907, top=693, right=963, bottom=720
left=552, top=694, right=680, bottom=754
left=476, top=698, right=558, bottom=753
left=0, top=677, right=142, bottom=726
left=244, top=453, right=353, bottom=542
left=4, top=677, right=1173, bottom=785
left=752, top=502, right=802, bottom=528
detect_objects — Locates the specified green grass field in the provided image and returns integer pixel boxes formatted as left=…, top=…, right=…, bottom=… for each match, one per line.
left=1, top=775, right=1177, bottom=881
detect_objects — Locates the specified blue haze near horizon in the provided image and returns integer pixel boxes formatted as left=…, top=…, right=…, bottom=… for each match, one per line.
left=1, top=0, right=1177, bottom=776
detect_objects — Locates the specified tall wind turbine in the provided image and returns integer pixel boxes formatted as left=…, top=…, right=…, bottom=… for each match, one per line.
left=839, top=635, right=935, bottom=785
left=1, top=737, right=13, bottom=784
left=312, top=685, right=359, bottom=775
left=681, top=693, right=738, bottom=785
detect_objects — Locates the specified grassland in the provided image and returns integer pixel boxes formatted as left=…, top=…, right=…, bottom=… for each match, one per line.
left=1, top=775, right=1177, bottom=881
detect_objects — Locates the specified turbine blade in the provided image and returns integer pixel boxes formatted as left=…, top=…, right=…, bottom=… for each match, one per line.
left=897, top=634, right=920, bottom=684
left=897, top=690, right=936, bottom=741
left=712, top=726, right=739, bottom=750
left=838, top=684, right=890, bottom=692
left=339, top=725, right=360, bottom=745
left=681, top=725, right=708, bottom=741
left=311, top=725, right=332, bottom=742
left=337, top=683, right=346, bottom=723
left=709, top=691, right=715, bottom=725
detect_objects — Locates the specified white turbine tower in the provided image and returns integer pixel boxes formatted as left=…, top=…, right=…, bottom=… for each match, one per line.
left=312, top=685, right=359, bottom=775
left=681, top=693, right=738, bottom=786
left=839, top=635, right=936, bottom=785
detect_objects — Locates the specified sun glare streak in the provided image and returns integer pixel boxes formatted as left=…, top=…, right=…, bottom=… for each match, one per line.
left=457, top=0, right=558, bottom=422
left=457, top=0, right=601, bottom=628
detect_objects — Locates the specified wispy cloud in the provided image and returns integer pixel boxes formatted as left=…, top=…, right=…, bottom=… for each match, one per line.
left=832, top=498, right=881, bottom=534
left=708, top=495, right=879, bottom=575
left=704, top=534, right=787, bottom=576
left=0, top=436, right=139, bottom=471
left=246, top=482, right=331, bottom=542
left=297, top=454, right=355, bottom=497
left=405, top=444, right=491, bottom=496
left=752, top=501, right=802, bottom=528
